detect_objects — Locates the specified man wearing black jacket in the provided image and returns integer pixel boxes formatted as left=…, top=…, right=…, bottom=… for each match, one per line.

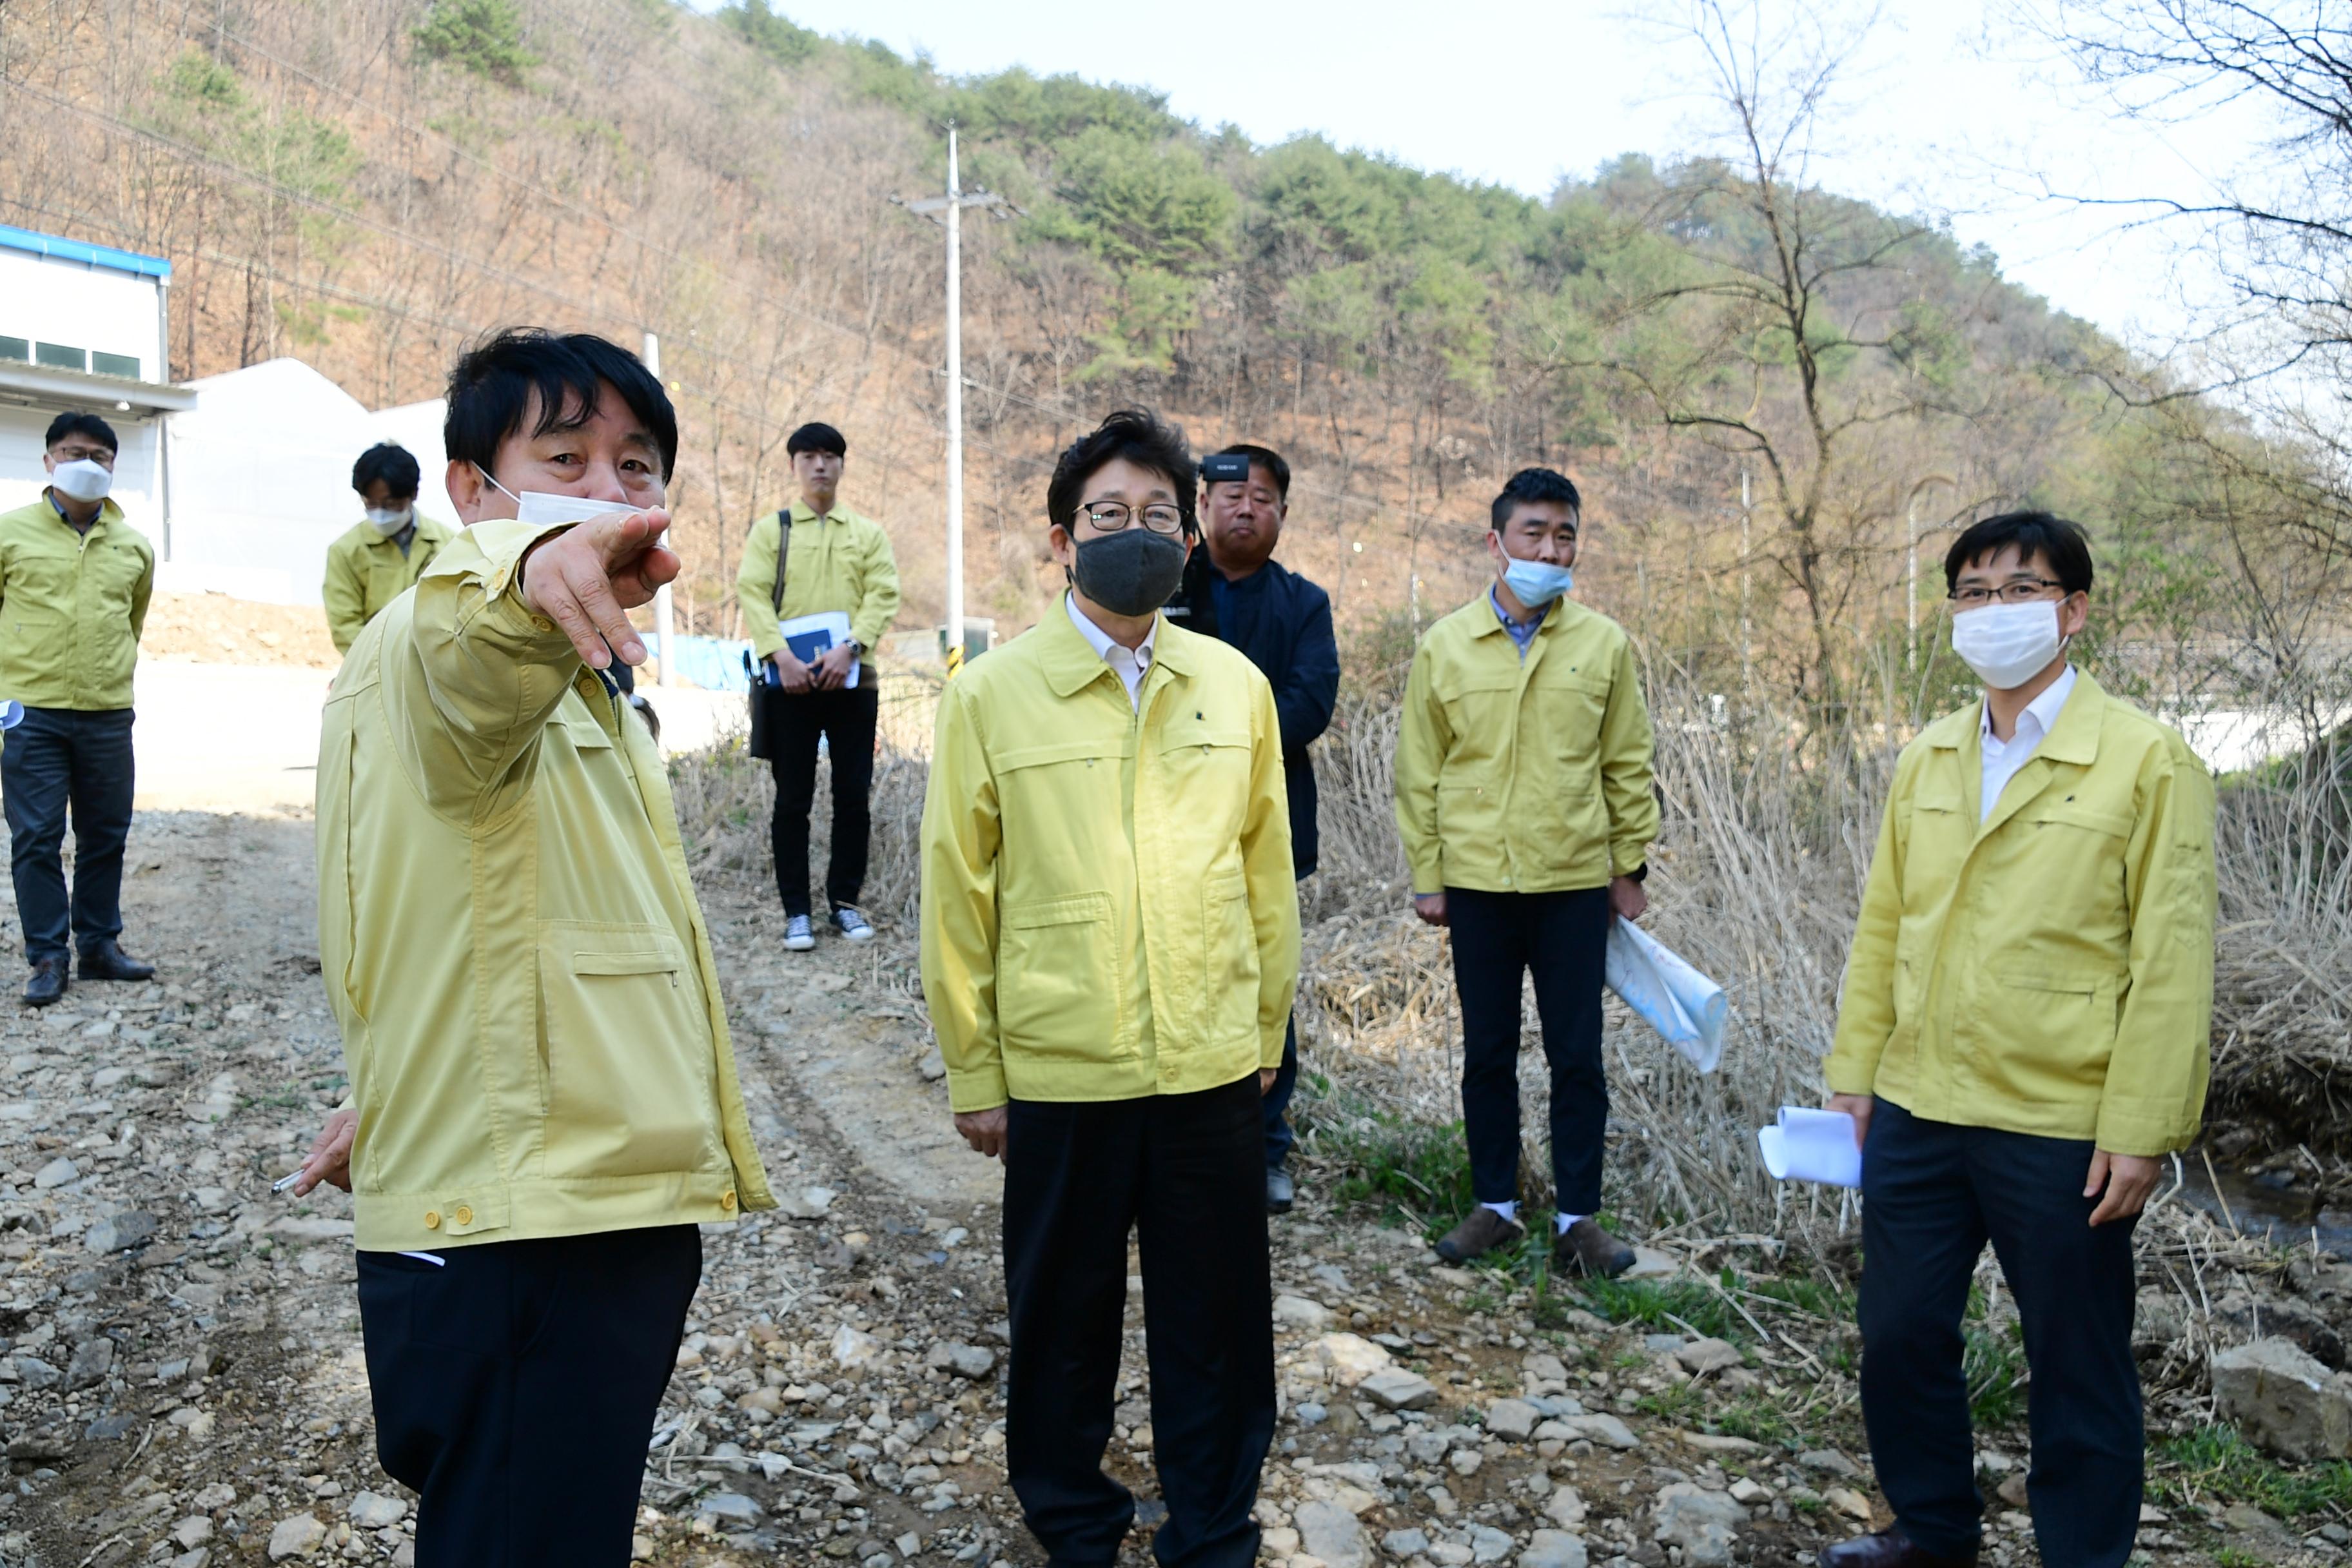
left=1193, top=444, right=1340, bottom=1214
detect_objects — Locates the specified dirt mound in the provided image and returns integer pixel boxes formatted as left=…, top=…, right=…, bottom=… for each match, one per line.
left=139, top=595, right=340, bottom=670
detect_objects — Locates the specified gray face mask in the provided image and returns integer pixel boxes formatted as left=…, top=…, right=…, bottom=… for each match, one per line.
left=1070, top=529, right=1188, bottom=618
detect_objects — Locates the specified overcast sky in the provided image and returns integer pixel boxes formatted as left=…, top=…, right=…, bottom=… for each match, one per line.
left=698, top=0, right=2278, bottom=351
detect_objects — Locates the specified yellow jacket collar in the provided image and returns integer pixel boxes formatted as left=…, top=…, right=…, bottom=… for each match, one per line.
left=1039, top=591, right=1192, bottom=698
left=44, top=491, right=124, bottom=531
left=1928, top=668, right=2107, bottom=767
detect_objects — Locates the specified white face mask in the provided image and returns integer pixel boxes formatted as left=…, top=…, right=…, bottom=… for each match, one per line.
left=1950, top=599, right=2067, bottom=691
left=50, top=458, right=113, bottom=504
left=476, top=465, right=640, bottom=527
left=364, top=506, right=413, bottom=537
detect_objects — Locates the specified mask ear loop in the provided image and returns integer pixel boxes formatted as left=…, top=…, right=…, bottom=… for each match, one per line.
left=475, top=464, right=523, bottom=506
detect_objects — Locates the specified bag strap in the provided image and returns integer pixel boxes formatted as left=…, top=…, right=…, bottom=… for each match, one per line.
left=770, top=507, right=794, bottom=614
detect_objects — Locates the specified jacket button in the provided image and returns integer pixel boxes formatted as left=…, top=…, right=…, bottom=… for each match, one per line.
left=720, top=1190, right=738, bottom=1212
left=422, top=1210, right=441, bottom=1230
left=453, top=1206, right=474, bottom=1227
left=533, top=616, right=553, bottom=632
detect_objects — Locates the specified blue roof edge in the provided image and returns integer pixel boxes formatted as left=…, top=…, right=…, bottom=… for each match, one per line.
left=0, top=224, right=172, bottom=280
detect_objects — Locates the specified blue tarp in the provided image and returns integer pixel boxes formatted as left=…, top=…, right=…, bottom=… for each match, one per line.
left=647, top=634, right=756, bottom=694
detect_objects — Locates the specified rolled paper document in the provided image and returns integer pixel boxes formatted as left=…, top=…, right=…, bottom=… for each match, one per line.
left=1603, top=917, right=1729, bottom=1073
left=1757, top=1105, right=1862, bottom=1188
left=0, top=700, right=20, bottom=730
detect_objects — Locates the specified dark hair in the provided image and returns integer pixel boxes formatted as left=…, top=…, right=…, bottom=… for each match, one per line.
left=44, top=411, right=118, bottom=456
left=1046, top=409, right=1197, bottom=533
left=1491, top=467, right=1581, bottom=531
left=351, top=441, right=422, bottom=499
left=1943, top=510, right=2093, bottom=596
left=442, top=329, right=678, bottom=482
left=787, top=422, right=847, bottom=458
left=1215, top=443, right=1290, bottom=501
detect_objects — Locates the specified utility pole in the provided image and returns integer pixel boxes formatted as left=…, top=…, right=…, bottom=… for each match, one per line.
left=899, top=126, right=1017, bottom=676
left=642, top=330, right=678, bottom=687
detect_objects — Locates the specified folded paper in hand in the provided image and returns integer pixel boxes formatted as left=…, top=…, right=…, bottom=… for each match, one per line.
left=1756, top=1106, right=1862, bottom=1188
left=777, top=611, right=859, bottom=690
left=1603, top=917, right=1727, bottom=1073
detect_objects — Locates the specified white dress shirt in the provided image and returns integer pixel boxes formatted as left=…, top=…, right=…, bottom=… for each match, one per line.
left=1979, top=663, right=2077, bottom=822
left=1066, top=594, right=1158, bottom=710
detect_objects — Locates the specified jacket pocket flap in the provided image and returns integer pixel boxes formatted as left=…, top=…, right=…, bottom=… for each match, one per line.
left=1004, top=892, right=1112, bottom=930
left=2033, top=803, right=2133, bottom=837
left=572, top=945, right=685, bottom=976
left=1916, top=789, right=1964, bottom=814
left=1994, top=968, right=2117, bottom=995
left=996, top=738, right=1122, bottom=772
left=1206, top=870, right=1248, bottom=901
left=1157, top=725, right=1251, bottom=754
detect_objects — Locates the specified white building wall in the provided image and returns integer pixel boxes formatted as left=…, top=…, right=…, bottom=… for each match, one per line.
left=157, top=358, right=381, bottom=604
left=0, top=250, right=164, bottom=382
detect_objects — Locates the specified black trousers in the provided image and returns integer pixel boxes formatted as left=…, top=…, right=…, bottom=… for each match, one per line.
left=1447, top=886, right=1611, bottom=1215
left=1003, top=1076, right=1274, bottom=1568
left=1, top=707, right=135, bottom=966
left=1859, top=1099, right=2142, bottom=1568
left=767, top=681, right=878, bottom=917
left=357, top=1226, right=701, bottom=1567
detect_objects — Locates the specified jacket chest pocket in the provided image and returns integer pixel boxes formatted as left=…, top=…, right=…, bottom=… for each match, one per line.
left=537, top=923, right=718, bottom=1180
left=1437, top=671, right=1519, bottom=745
left=1152, top=725, right=1251, bottom=818
left=996, top=891, right=1122, bottom=1061
left=6, top=551, right=76, bottom=612
left=1531, top=669, right=1611, bottom=760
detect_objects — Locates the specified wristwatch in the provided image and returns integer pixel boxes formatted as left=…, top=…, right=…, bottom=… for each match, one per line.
left=846, top=639, right=865, bottom=659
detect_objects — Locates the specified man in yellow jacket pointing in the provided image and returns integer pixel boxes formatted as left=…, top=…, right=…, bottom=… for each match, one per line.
left=921, top=409, right=1298, bottom=1568
left=293, top=330, right=772, bottom=1566
left=1821, top=512, right=2215, bottom=1568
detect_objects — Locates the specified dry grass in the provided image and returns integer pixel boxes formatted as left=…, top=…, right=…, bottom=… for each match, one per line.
left=667, top=654, right=2352, bottom=1258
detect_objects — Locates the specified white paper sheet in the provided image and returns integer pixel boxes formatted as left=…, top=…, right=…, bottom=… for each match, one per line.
left=1756, top=1106, right=1863, bottom=1188
left=777, top=611, right=859, bottom=689
left=1604, top=917, right=1729, bottom=1073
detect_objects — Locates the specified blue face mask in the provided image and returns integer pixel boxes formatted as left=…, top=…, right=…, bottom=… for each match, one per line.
left=1502, top=556, right=1574, bottom=609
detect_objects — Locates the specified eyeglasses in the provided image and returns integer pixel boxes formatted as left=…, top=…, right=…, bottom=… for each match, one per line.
left=1949, top=578, right=2065, bottom=608
left=1075, top=502, right=1184, bottom=536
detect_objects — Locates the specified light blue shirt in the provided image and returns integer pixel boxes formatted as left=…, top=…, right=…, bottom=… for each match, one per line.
left=1490, top=586, right=1547, bottom=659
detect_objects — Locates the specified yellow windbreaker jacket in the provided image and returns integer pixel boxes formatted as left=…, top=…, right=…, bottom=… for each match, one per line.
left=318, top=519, right=773, bottom=1253
left=733, top=503, right=902, bottom=668
left=322, top=514, right=455, bottom=654
left=1827, top=672, right=2217, bottom=1155
left=918, top=596, right=1300, bottom=1112
left=1394, top=593, right=1658, bottom=894
left=0, top=495, right=153, bottom=711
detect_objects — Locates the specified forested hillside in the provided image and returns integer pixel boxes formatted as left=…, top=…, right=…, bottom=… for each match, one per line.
left=1, top=0, right=2327, bottom=711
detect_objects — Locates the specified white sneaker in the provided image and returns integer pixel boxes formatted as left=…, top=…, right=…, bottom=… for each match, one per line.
left=832, top=906, right=875, bottom=942
left=783, top=914, right=816, bottom=952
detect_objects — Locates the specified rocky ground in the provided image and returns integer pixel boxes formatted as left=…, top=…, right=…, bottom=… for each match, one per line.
left=0, top=810, right=2340, bottom=1567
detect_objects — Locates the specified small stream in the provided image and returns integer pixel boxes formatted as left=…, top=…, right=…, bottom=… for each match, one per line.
left=2168, top=1153, right=2352, bottom=1255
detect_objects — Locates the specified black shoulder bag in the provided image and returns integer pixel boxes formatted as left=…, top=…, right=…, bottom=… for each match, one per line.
left=744, top=509, right=793, bottom=761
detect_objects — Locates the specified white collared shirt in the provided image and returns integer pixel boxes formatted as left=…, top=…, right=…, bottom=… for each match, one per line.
left=1979, top=663, right=2077, bottom=822
left=1065, top=594, right=1158, bottom=710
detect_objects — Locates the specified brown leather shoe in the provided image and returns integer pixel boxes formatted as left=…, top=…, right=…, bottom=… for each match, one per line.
left=1434, top=1206, right=1525, bottom=1262
left=1818, top=1528, right=1977, bottom=1568
left=1554, top=1217, right=1637, bottom=1279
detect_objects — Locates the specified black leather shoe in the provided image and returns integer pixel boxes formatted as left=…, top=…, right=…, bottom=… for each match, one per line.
left=77, top=939, right=155, bottom=982
left=1819, top=1528, right=1977, bottom=1568
left=23, top=959, right=67, bottom=1007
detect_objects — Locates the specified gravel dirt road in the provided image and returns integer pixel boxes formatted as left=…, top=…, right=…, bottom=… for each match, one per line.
left=0, top=736, right=2266, bottom=1567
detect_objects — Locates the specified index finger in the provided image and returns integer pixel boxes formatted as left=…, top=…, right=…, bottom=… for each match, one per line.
left=561, top=549, right=647, bottom=667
